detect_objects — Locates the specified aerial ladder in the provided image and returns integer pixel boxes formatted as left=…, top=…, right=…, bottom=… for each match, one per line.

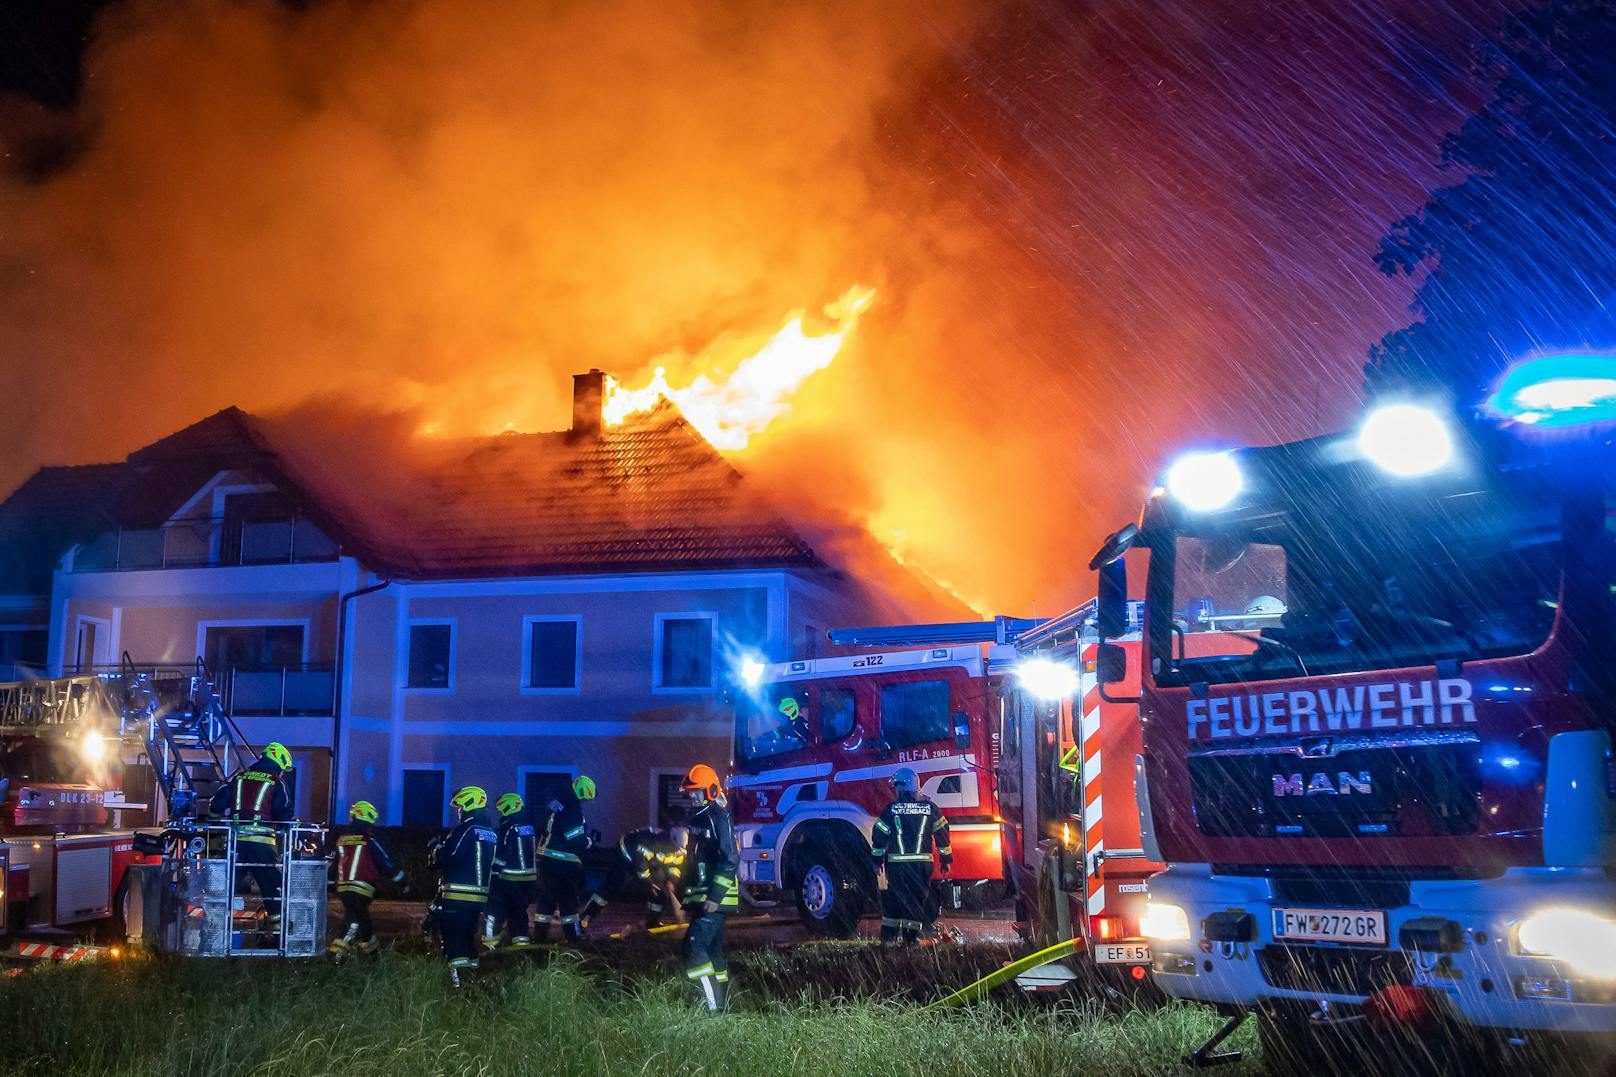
left=0, top=658, right=327, bottom=958
left=0, top=654, right=256, bottom=820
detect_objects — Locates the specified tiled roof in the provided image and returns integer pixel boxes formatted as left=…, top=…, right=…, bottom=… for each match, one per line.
left=389, top=404, right=820, bottom=577
left=0, top=400, right=823, bottom=587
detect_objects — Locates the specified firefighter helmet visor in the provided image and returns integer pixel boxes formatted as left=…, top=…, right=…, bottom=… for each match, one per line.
left=890, top=767, right=920, bottom=794
left=681, top=763, right=722, bottom=800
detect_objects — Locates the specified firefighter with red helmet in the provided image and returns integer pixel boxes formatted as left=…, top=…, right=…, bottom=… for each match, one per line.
left=430, top=786, right=498, bottom=987
left=208, top=741, right=296, bottom=931
left=486, top=791, right=538, bottom=951
left=680, top=763, right=739, bottom=1011
left=330, top=799, right=405, bottom=957
left=536, top=775, right=596, bottom=942
left=871, top=766, right=951, bottom=945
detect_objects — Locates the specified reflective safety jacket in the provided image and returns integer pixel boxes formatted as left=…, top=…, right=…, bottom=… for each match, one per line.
left=335, top=828, right=404, bottom=897
left=539, top=795, right=590, bottom=864
left=208, top=757, right=293, bottom=846
left=431, top=813, right=497, bottom=904
left=495, top=816, right=539, bottom=882
left=871, top=795, right=952, bottom=870
left=681, top=800, right=739, bottom=912
left=619, top=827, right=685, bottom=883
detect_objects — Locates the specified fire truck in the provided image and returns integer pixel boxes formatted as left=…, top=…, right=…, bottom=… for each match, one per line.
left=1091, top=370, right=1616, bottom=1064
left=0, top=658, right=324, bottom=956
left=727, top=612, right=1161, bottom=980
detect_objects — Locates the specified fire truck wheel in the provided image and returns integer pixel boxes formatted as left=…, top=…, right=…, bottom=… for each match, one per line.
left=791, top=842, right=864, bottom=938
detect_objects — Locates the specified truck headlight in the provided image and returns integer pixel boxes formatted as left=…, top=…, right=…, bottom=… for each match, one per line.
left=1517, top=908, right=1616, bottom=978
left=1140, top=901, right=1191, bottom=942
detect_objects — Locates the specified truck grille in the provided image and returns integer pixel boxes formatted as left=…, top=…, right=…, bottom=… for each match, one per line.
left=1258, top=944, right=1413, bottom=997
left=1189, top=731, right=1482, bottom=839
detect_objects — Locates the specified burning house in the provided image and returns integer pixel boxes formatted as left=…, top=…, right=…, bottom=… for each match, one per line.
left=0, top=371, right=934, bottom=836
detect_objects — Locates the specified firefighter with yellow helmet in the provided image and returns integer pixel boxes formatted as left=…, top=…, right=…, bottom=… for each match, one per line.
left=330, top=799, right=405, bottom=958
left=679, top=763, right=739, bottom=1011
left=536, top=774, right=596, bottom=942
left=208, top=740, right=296, bottom=933
left=430, top=785, right=498, bottom=987
left=486, top=791, right=538, bottom=950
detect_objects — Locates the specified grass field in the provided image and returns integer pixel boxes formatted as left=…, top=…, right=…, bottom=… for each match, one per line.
left=1, top=942, right=1260, bottom=1076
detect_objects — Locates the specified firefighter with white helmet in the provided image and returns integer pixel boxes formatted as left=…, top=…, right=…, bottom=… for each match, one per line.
left=430, top=785, right=498, bottom=987
left=871, top=766, right=951, bottom=944
left=536, top=774, right=596, bottom=942
left=208, top=740, right=296, bottom=933
left=680, top=763, right=739, bottom=1011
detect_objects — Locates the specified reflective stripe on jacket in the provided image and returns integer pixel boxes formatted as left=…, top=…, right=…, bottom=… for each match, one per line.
left=871, top=796, right=952, bottom=866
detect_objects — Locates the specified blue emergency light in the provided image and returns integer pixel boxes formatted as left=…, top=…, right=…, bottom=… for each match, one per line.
left=1486, top=352, right=1616, bottom=428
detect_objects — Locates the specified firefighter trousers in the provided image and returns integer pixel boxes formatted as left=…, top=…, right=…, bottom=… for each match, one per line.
left=881, top=862, right=932, bottom=943
left=683, top=908, right=729, bottom=1010
left=537, top=860, right=584, bottom=940
left=488, top=878, right=536, bottom=942
left=440, top=901, right=484, bottom=971
left=236, top=839, right=282, bottom=918
left=338, top=892, right=374, bottom=944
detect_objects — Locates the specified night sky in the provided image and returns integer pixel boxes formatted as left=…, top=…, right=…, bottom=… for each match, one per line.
left=0, top=0, right=1515, bottom=610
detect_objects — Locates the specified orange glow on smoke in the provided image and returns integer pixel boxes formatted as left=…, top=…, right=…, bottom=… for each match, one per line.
left=603, top=285, right=875, bottom=450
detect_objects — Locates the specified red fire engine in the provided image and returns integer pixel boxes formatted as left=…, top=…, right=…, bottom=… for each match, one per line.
left=993, top=604, right=1163, bottom=980
left=728, top=635, right=1011, bottom=937
left=1093, top=378, right=1616, bottom=1063
left=0, top=661, right=252, bottom=947
left=727, top=613, right=1161, bottom=979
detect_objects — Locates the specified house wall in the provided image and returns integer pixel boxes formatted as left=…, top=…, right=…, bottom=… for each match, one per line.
left=47, top=558, right=356, bottom=820
left=338, top=568, right=880, bottom=838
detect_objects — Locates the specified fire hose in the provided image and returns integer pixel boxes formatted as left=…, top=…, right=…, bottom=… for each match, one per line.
left=925, top=937, right=1079, bottom=1010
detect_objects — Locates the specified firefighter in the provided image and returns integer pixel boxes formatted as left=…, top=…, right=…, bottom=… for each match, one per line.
left=870, top=767, right=951, bottom=945
left=586, top=823, right=688, bottom=931
left=430, top=785, right=498, bottom=987
left=208, top=740, right=295, bottom=933
left=535, top=775, right=595, bottom=942
left=486, top=791, right=538, bottom=951
left=330, top=799, right=405, bottom=957
left=679, top=763, right=738, bottom=1011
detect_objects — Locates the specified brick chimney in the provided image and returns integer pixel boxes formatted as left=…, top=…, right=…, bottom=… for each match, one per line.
left=571, top=368, right=605, bottom=437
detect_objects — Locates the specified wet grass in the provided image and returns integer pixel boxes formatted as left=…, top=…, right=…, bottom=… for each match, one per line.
left=1, top=943, right=1260, bottom=1076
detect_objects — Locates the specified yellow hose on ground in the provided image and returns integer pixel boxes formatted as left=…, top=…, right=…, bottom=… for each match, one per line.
left=926, top=937, right=1080, bottom=1010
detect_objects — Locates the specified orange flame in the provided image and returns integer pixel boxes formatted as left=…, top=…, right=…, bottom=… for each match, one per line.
left=604, top=285, right=875, bottom=450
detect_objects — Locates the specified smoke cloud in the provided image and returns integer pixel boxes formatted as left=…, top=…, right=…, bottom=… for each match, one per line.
left=0, top=0, right=1501, bottom=613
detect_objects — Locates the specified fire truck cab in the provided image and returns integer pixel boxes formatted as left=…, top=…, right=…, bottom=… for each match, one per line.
left=728, top=640, right=1009, bottom=936
left=1098, top=382, right=1616, bottom=1061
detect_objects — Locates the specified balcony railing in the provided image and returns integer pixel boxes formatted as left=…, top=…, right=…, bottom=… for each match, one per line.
left=74, top=514, right=339, bottom=572
left=221, top=665, right=336, bottom=717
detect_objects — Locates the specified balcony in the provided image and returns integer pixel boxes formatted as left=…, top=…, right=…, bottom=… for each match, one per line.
left=74, top=514, right=340, bottom=572
left=222, top=665, right=336, bottom=717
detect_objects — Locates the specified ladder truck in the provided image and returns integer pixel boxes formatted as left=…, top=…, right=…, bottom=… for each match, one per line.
left=726, top=610, right=1162, bottom=984
left=0, top=657, right=326, bottom=958
left=1091, top=372, right=1616, bottom=1067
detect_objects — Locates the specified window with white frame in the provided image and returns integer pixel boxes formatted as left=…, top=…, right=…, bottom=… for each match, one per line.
left=406, top=622, right=453, bottom=690
left=655, top=614, right=714, bottom=690
left=523, top=616, right=580, bottom=691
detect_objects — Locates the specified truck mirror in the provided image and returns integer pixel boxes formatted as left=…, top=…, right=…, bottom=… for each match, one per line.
left=952, top=712, right=971, bottom=750
left=1097, top=557, right=1128, bottom=640
left=1096, top=642, right=1127, bottom=686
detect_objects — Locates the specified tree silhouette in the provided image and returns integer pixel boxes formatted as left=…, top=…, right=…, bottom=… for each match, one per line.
left=1367, top=0, right=1616, bottom=401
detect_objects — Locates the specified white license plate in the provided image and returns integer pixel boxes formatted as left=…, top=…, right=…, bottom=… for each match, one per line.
left=1272, top=907, right=1387, bottom=945
left=1093, top=942, right=1151, bottom=964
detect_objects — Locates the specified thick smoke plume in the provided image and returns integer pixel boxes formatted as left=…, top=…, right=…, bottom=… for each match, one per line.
left=1, top=0, right=1500, bottom=613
